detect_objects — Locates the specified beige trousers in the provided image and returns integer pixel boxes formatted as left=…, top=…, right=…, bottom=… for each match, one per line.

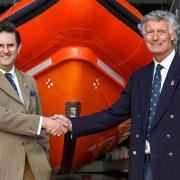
left=23, top=158, right=35, bottom=180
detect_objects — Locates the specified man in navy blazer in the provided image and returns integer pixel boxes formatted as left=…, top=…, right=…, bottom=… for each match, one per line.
left=59, top=10, right=180, bottom=180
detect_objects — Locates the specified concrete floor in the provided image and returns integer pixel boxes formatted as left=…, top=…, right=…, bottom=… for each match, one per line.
left=52, top=173, right=128, bottom=180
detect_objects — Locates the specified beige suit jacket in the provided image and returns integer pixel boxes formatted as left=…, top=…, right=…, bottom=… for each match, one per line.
left=0, top=69, right=51, bottom=180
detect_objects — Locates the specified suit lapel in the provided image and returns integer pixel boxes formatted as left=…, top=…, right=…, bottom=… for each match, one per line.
left=140, top=62, right=154, bottom=130
left=15, top=70, right=30, bottom=112
left=0, top=71, right=21, bottom=103
left=151, top=53, right=180, bottom=129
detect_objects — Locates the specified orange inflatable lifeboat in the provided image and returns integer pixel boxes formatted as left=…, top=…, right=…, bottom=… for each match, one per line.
left=0, top=0, right=152, bottom=173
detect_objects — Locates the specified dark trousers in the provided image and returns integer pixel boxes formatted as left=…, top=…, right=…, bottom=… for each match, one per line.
left=144, top=160, right=152, bottom=180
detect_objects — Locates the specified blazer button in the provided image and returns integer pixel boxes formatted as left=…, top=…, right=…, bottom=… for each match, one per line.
left=22, top=142, right=29, bottom=145
left=170, top=114, right=174, bottom=118
left=166, top=134, right=171, bottom=138
left=136, top=134, right=140, bottom=139
left=132, top=151, right=137, bottom=155
left=168, top=152, right=173, bottom=156
left=137, top=114, right=141, bottom=118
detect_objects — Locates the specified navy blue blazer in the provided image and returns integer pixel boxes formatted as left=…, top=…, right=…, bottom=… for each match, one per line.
left=71, top=52, right=180, bottom=180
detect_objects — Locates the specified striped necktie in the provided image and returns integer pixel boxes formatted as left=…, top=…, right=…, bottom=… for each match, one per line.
left=5, top=72, right=19, bottom=95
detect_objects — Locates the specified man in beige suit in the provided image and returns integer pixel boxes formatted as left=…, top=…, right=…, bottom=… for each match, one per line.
left=0, top=22, right=69, bottom=180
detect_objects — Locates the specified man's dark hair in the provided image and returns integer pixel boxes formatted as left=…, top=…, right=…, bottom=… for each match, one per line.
left=0, top=22, right=21, bottom=47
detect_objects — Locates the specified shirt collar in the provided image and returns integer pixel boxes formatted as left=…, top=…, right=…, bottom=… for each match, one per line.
left=0, top=66, right=16, bottom=78
left=153, top=49, right=175, bottom=70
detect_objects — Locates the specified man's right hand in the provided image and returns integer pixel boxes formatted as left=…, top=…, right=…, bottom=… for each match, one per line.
left=42, top=116, right=71, bottom=136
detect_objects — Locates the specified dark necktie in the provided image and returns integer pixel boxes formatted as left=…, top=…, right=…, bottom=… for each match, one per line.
left=148, top=64, right=163, bottom=128
left=5, top=72, right=19, bottom=95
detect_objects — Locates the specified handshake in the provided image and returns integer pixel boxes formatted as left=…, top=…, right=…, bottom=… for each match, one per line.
left=42, top=114, right=72, bottom=136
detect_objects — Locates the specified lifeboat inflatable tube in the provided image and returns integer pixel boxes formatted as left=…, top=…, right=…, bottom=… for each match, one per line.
left=0, top=0, right=152, bottom=173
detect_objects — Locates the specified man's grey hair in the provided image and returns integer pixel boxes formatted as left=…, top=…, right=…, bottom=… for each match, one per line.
left=138, top=10, right=180, bottom=45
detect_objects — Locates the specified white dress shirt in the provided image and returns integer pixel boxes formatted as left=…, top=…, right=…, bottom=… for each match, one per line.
left=145, top=49, right=175, bottom=154
left=0, top=66, right=24, bottom=103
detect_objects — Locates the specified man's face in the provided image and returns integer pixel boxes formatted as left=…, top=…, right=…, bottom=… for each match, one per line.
left=144, top=20, right=176, bottom=61
left=0, top=31, right=21, bottom=71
